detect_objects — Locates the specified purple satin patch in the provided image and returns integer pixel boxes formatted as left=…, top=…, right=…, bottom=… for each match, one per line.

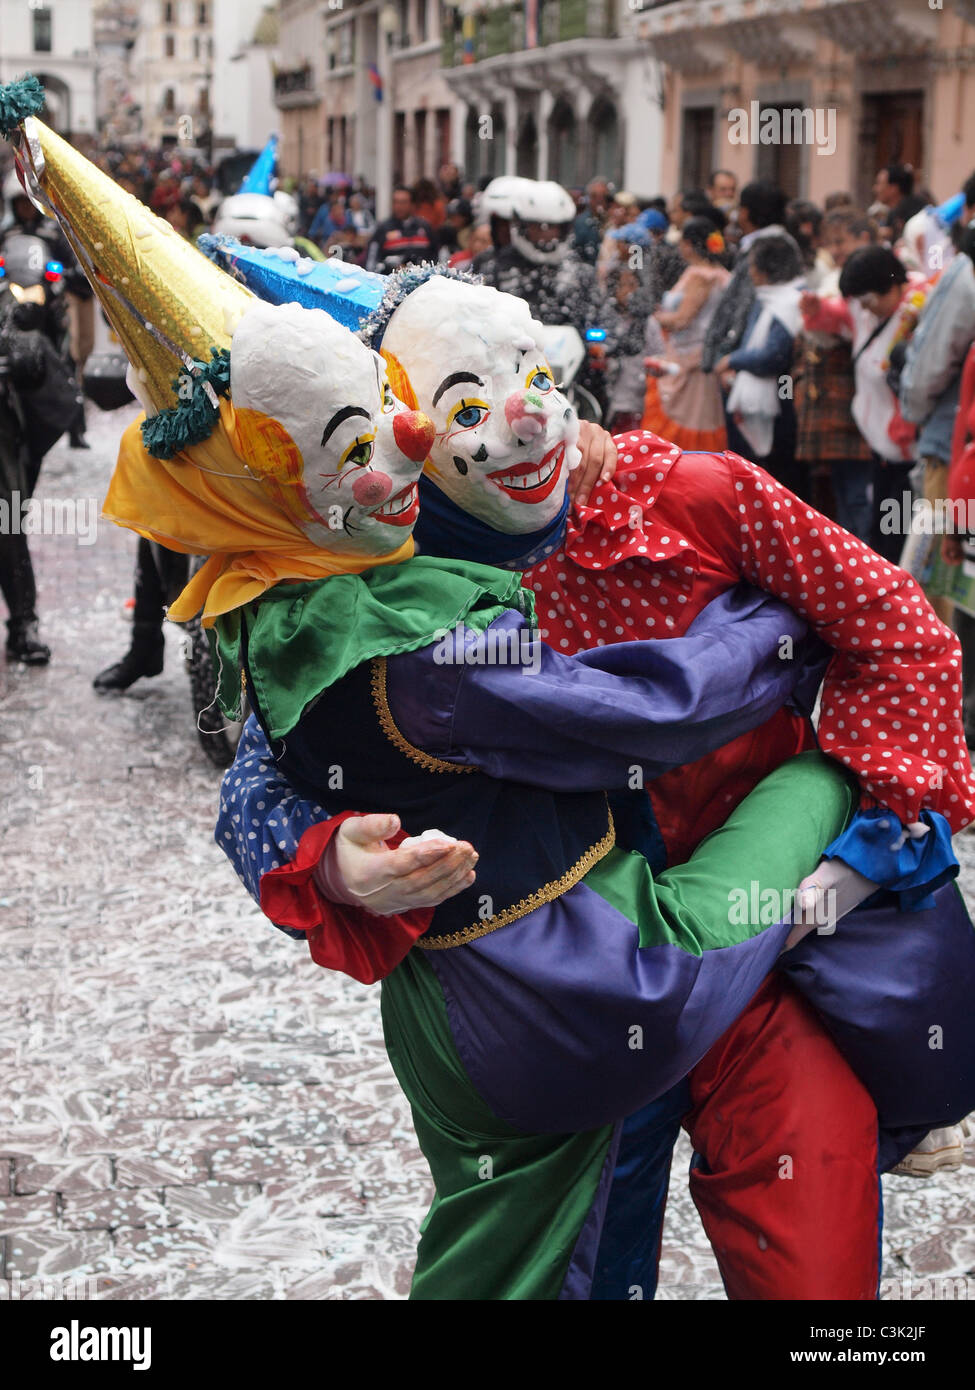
left=782, top=881, right=975, bottom=1166
left=388, top=585, right=829, bottom=792
left=428, top=881, right=793, bottom=1134
left=558, top=1120, right=623, bottom=1301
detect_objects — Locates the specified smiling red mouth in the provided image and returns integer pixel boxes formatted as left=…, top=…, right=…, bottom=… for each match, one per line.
left=375, top=481, right=419, bottom=526
left=486, top=442, right=565, bottom=503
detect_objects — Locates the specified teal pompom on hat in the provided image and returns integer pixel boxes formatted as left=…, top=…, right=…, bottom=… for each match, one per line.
left=0, top=72, right=46, bottom=140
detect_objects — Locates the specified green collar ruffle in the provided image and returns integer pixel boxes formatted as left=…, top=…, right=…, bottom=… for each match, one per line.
left=212, top=555, right=534, bottom=740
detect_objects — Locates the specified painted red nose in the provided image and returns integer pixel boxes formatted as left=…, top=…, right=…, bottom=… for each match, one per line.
left=504, top=389, right=547, bottom=439
left=393, top=409, right=436, bottom=462
left=352, top=470, right=392, bottom=506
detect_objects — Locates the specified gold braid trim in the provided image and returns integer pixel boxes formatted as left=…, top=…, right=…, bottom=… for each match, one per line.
left=417, top=806, right=616, bottom=950
left=371, top=657, right=474, bottom=775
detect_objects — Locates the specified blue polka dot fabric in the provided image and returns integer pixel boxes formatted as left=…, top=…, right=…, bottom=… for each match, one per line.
left=215, top=713, right=328, bottom=940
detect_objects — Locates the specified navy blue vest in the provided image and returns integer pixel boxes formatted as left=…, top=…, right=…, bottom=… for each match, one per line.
left=256, top=653, right=617, bottom=949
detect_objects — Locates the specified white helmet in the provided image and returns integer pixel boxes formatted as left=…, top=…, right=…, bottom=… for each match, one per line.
left=509, top=179, right=577, bottom=264
left=480, top=175, right=536, bottom=222
left=272, top=188, right=300, bottom=236
left=211, top=193, right=292, bottom=249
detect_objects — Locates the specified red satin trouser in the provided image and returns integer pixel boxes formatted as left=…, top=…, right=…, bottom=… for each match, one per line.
left=684, top=974, right=881, bottom=1300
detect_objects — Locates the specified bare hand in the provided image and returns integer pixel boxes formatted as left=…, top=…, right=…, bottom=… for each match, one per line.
left=569, top=420, right=618, bottom=507
left=799, top=290, right=820, bottom=319
left=332, top=814, right=477, bottom=915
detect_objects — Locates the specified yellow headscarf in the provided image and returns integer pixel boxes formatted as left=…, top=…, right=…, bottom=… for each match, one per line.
left=103, top=399, right=412, bottom=627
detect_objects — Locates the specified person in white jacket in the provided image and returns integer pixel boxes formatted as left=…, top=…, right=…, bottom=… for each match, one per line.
left=800, top=246, right=927, bottom=562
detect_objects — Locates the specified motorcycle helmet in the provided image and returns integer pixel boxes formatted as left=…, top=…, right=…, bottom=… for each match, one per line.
left=211, top=192, right=293, bottom=249
left=480, top=175, right=535, bottom=250
left=272, top=188, right=300, bottom=237
left=509, top=179, right=577, bottom=264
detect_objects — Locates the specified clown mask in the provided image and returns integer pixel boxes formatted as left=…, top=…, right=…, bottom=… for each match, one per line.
left=230, top=301, right=434, bottom=554
left=381, top=277, right=581, bottom=534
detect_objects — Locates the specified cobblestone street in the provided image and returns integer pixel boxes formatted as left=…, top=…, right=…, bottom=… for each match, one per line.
left=1, top=403, right=974, bottom=1301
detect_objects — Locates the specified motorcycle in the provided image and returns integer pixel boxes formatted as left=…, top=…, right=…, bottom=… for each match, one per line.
left=536, top=322, right=605, bottom=424
left=0, top=242, right=82, bottom=464
left=0, top=229, right=68, bottom=347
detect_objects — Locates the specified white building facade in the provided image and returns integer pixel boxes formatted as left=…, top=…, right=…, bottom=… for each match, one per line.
left=211, top=0, right=279, bottom=153
left=439, top=0, right=665, bottom=195
left=93, top=2, right=140, bottom=147
left=130, top=0, right=214, bottom=149
left=0, top=0, right=97, bottom=146
left=275, top=0, right=465, bottom=216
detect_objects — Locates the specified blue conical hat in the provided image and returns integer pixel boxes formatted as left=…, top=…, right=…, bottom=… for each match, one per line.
left=238, top=135, right=278, bottom=196
left=196, top=235, right=477, bottom=349
left=198, top=233, right=386, bottom=332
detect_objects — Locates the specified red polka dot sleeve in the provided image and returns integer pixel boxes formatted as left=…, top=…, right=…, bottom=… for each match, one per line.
left=722, top=452, right=975, bottom=831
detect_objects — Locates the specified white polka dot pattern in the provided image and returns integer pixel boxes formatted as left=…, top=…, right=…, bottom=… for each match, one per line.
left=529, top=432, right=975, bottom=831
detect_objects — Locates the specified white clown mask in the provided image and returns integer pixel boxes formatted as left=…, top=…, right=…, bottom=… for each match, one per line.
left=381, top=278, right=582, bottom=534
left=230, top=301, right=434, bottom=554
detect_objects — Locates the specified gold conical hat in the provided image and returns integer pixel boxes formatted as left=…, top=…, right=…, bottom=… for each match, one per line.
left=13, top=115, right=253, bottom=413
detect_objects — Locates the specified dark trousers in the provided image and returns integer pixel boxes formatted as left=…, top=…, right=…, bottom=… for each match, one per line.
left=830, top=457, right=873, bottom=544
left=726, top=402, right=808, bottom=501
left=869, top=454, right=914, bottom=565
left=132, top=537, right=189, bottom=626
left=0, top=450, right=42, bottom=631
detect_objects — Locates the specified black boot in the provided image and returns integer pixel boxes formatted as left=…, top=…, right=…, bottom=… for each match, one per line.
left=93, top=621, right=165, bottom=692
left=1, top=533, right=48, bottom=664
left=68, top=386, right=90, bottom=449
left=5, top=618, right=51, bottom=665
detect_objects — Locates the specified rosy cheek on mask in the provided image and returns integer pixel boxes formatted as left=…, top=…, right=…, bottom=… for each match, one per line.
left=352, top=471, right=393, bottom=506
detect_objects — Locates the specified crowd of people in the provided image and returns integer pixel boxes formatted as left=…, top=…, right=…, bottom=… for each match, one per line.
left=7, top=140, right=975, bottom=753
left=244, top=156, right=975, bottom=749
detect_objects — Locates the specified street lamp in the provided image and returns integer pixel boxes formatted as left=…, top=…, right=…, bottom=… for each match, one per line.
left=379, top=5, right=398, bottom=39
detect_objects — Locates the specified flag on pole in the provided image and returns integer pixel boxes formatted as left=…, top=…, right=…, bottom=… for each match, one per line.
left=367, top=62, right=383, bottom=102
left=462, top=12, right=476, bottom=63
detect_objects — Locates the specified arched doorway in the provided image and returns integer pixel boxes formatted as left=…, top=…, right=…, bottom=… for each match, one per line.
left=31, top=73, right=71, bottom=134
left=588, top=96, right=620, bottom=187
left=516, top=110, right=537, bottom=179
left=548, top=97, right=576, bottom=188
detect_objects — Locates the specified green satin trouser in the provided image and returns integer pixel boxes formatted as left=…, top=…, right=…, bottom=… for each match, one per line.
left=381, top=752, right=856, bottom=1300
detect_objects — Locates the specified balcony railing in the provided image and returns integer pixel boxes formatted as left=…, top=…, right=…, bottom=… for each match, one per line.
left=442, top=0, right=618, bottom=67
left=275, top=65, right=314, bottom=96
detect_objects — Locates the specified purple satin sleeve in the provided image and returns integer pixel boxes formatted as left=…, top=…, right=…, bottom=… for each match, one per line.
left=387, top=584, right=828, bottom=791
